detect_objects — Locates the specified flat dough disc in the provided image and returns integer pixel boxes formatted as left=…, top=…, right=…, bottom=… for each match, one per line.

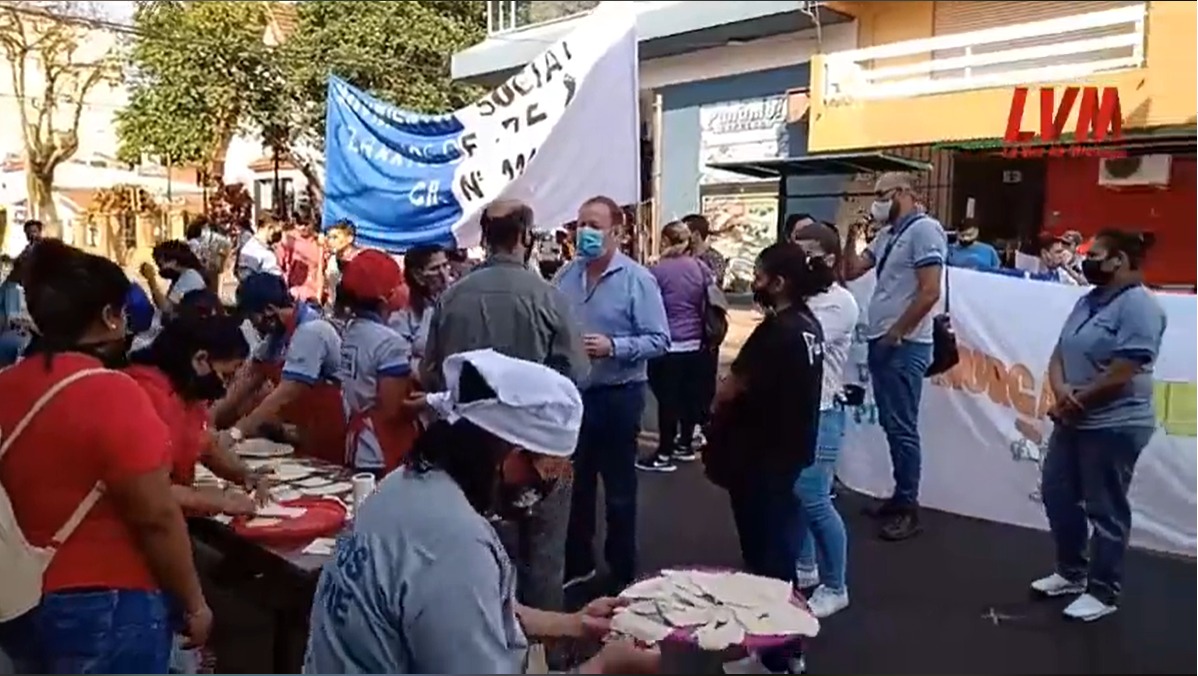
left=235, top=439, right=294, bottom=458
left=610, top=609, right=673, bottom=643
left=301, top=481, right=353, bottom=496
left=694, top=620, right=746, bottom=651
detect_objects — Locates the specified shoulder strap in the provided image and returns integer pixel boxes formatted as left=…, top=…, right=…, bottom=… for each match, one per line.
left=0, top=367, right=112, bottom=547
left=943, top=265, right=952, bottom=315
left=877, top=215, right=932, bottom=275
left=0, top=368, right=110, bottom=462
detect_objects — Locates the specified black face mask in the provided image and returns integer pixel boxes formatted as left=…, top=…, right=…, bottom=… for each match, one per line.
left=187, top=370, right=227, bottom=402
left=254, top=314, right=283, bottom=337
left=159, top=267, right=181, bottom=281
left=77, top=336, right=131, bottom=369
left=958, top=237, right=977, bottom=246
left=752, top=283, right=781, bottom=310
left=1081, top=258, right=1115, bottom=285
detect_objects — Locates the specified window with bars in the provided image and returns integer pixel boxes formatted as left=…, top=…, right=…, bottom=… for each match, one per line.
left=85, top=216, right=99, bottom=248
left=487, top=0, right=601, bottom=33
left=120, top=212, right=137, bottom=251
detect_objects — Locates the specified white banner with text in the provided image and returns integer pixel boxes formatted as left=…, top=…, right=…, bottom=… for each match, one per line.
left=839, top=269, right=1197, bottom=556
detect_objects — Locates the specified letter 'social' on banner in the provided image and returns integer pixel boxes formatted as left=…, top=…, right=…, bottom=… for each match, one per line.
left=322, top=3, right=640, bottom=253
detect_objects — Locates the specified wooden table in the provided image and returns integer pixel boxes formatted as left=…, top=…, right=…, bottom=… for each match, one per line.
left=188, top=456, right=352, bottom=674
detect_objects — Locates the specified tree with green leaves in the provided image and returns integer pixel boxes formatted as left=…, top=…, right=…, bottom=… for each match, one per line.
left=261, top=1, right=486, bottom=201
left=0, top=1, right=119, bottom=237
left=116, top=1, right=277, bottom=182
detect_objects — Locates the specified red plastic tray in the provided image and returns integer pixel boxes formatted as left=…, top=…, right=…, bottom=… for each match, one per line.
left=230, top=497, right=346, bottom=544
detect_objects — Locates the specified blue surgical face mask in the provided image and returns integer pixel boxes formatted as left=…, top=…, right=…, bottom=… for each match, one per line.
left=575, top=227, right=606, bottom=259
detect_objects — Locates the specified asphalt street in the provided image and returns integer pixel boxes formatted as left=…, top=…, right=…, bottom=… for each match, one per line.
left=205, top=306, right=1194, bottom=673
left=205, top=460, right=1196, bottom=674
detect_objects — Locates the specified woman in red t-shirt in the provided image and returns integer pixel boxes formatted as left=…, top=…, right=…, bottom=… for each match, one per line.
left=0, top=241, right=210, bottom=673
left=126, top=314, right=269, bottom=516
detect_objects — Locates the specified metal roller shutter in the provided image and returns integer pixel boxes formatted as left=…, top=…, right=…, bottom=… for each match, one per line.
left=932, top=1, right=1141, bottom=35
left=930, top=1, right=1145, bottom=81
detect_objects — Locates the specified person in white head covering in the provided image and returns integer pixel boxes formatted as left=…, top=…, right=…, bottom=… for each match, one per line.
left=304, top=349, right=661, bottom=675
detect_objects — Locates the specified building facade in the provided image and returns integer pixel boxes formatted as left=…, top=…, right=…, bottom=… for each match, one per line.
left=806, top=0, right=1196, bottom=288
left=452, top=1, right=858, bottom=272
left=455, top=1, right=1196, bottom=287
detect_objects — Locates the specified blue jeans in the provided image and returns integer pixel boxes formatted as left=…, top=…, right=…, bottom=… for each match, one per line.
left=1041, top=425, right=1153, bottom=605
left=867, top=339, right=933, bottom=505
left=794, top=408, right=848, bottom=592
left=0, top=330, right=29, bottom=367
left=565, top=382, right=646, bottom=587
left=0, top=589, right=172, bottom=674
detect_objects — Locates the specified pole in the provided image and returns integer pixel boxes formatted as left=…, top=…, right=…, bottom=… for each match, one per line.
left=272, top=146, right=282, bottom=220
left=651, top=91, right=664, bottom=260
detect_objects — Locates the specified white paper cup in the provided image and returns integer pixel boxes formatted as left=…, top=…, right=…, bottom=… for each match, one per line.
left=351, top=472, right=377, bottom=512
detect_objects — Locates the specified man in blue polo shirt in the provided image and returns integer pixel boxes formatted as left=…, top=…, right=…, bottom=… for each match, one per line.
left=947, top=223, right=1001, bottom=270
left=843, top=172, right=947, bottom=541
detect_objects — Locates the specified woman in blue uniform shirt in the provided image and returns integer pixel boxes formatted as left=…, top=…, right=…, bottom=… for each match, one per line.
left=1033, top=229, right=1167, bottom=622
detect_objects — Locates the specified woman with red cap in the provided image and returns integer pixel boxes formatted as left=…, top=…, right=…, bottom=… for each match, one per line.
left=336, top=250, right=422, bottom=476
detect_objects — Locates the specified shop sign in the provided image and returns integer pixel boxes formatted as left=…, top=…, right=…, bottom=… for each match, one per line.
left=1002, top=86, right=1127, bottom=158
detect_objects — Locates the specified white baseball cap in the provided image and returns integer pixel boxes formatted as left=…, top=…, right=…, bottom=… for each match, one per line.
left=426, top=349, right=583, bottom=458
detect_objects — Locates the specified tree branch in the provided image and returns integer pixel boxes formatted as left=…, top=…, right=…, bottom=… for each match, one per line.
left=46, top=63, right=105, bottom=168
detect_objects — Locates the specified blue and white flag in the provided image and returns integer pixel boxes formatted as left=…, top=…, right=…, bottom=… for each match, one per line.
left=322, top=4, right=640, bottom=252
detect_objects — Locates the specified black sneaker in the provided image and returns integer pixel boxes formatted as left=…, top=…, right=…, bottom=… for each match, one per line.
left=879, top=508, right=922, bottom=541
left=636, top=455, right=677, bottom=473
left=671, top=446, right=698, bottom=462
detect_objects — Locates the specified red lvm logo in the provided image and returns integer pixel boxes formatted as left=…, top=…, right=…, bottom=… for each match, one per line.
left=1002, top=86, right=1128, bottom=158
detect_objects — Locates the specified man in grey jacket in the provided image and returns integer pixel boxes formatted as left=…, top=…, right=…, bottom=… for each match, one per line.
left=421, top=200, right=588, bottom=621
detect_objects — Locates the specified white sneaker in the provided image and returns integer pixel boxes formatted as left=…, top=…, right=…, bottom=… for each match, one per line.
left=1030, top=572, right=1086, bottom=597
left=1062, top=593, right=1117, bottom=622
left=794, top=566, right=819, bottom=589
left=806, top=585, right=849, bottom=619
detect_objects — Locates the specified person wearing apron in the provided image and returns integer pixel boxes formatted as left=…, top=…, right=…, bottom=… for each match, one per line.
left=336, top=251, right=421, bottom=477
left=210, top=272, right=346, bottom=465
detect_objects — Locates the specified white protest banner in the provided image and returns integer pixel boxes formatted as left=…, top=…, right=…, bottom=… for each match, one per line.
left=839, top=269, right=1197, bottom=556
left=323, top=4, right=640, bottom=251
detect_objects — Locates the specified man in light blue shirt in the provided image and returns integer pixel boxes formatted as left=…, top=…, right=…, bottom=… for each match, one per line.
left=946, top=225, right=1001, bottom=270
left=843, top=172, right=947, bottom=542
left=554, top=196, right=669, bottom=591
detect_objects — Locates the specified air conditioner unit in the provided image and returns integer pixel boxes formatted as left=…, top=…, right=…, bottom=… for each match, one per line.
left=1098, top=154, right=1172, bottom=187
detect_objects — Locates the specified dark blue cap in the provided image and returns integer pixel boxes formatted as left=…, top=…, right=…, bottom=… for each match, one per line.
left=125, top=283, right=155, bottom=335
left=236, top=272, right=290, bottom=314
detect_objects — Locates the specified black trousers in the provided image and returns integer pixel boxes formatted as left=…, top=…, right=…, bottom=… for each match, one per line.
left=647, top=350, right=708, bottom=456
left=696, top=347, right=720, bottom=432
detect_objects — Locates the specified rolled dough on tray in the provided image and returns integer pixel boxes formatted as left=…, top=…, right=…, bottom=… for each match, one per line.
left=613, top=570, right=819, bottom=650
